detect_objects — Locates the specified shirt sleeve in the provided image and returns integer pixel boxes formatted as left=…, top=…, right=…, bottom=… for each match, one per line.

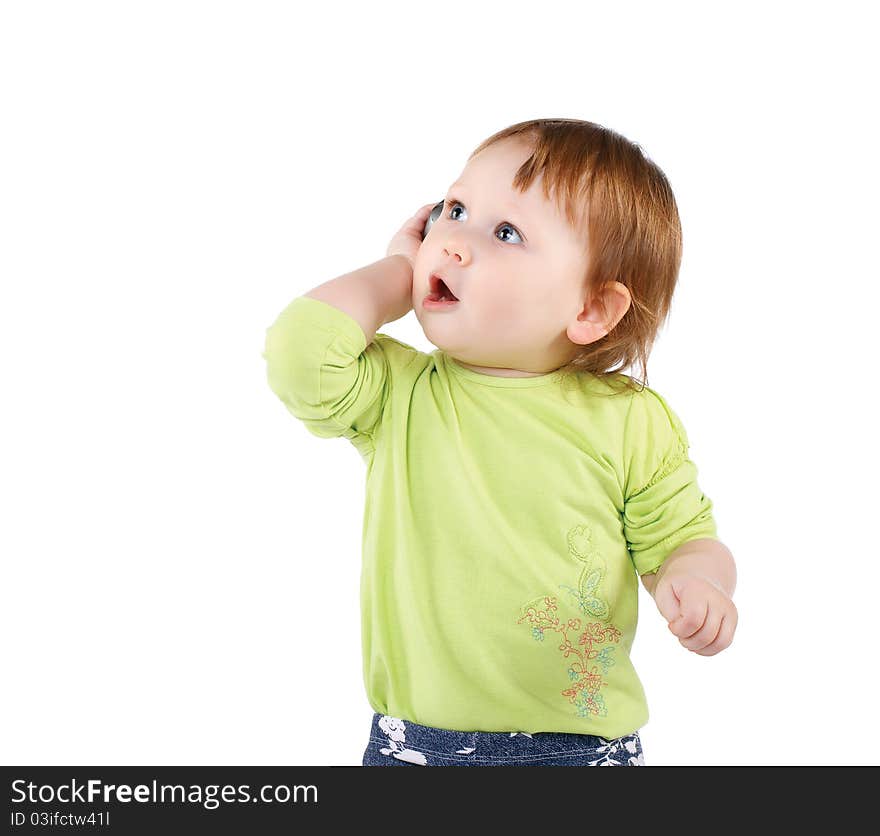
left=621, top=386, right=718, bottom=576
left=262, top=295, right=401, bottom=453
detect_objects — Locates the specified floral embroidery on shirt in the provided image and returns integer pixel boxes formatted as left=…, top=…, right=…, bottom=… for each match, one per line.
left=561, top=523, right=611, bottom=620
left=517, top=595, right=621, bottom=718
left=516, top=522, right=622, bottom=719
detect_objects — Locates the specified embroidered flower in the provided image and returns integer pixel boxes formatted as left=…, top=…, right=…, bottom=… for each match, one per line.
left=567, top=524, right=598, bottom=561
left=595, top=647, right=615, bottom=673
left=516, top=522, right=622, bottom=720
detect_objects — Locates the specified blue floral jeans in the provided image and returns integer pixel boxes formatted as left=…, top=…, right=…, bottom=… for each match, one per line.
left=362, top=713, right=645, bottom=766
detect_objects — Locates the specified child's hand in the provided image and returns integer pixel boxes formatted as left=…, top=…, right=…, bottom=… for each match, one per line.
left=386, top=203, right=438, bottom=268
left=651, top=573, right=738, bottom=656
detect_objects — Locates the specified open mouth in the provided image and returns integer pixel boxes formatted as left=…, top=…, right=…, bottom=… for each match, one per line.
left=425, top=275, right=459, bottom=302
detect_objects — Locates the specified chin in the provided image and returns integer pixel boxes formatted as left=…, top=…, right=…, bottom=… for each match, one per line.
left=414, top=314, right=439, bottom=344
left=414, top=313, right=455, bottom=351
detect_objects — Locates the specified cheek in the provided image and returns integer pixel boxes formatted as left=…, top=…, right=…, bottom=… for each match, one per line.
left=412, top=248, right=427, bottom=279
left=503, top=274, right=547, bottom=309
left=478, top=288, right=527, bottom=328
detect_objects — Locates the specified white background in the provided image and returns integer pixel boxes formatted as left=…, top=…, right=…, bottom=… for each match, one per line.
left=2, top=1, right=878, bottom=766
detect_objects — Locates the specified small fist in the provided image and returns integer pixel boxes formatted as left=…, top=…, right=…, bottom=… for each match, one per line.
left=652, top=573, right=738, bottom=656
left=386, top=203, right=438, bottom=269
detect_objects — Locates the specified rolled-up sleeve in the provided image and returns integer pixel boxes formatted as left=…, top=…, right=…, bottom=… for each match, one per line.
left=262, top=295, right=389, bottom=445
left=622, top=387, right=718, bottom=576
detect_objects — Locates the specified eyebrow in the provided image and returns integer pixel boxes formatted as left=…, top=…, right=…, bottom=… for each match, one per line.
left=444, top=184, right=531, bottom=236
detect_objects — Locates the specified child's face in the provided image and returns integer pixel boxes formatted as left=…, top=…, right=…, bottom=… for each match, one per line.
left=412, top=137, right=598, bottom=377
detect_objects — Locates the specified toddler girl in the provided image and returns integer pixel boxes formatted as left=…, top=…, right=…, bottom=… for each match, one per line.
left=263, top=118, right=737, bottom=766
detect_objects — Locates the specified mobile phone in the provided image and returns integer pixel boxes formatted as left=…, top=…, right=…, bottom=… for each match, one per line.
left=422, top=200, right=445, bottom=240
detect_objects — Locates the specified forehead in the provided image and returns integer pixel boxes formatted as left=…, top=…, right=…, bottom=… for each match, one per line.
left=450, top=139, right=567, bottom=230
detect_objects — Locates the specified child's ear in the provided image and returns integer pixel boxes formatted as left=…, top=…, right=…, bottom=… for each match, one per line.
left=567, top=281, right=632, bottom=346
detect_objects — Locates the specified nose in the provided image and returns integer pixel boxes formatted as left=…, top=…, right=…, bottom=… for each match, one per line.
left=441, top=242, right=470, bottom=267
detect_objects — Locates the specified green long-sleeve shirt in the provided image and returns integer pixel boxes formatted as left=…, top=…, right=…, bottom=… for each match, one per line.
left=263, top=295, right=718, bottom=737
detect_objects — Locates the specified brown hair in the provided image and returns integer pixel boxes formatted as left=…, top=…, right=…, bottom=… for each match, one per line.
left=468, top=118, right=683, bottom=396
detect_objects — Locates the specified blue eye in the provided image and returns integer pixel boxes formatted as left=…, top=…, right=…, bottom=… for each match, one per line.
left=496, top=223, right=523, bottom=244
left=444, top=199, right=524, bottom=244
